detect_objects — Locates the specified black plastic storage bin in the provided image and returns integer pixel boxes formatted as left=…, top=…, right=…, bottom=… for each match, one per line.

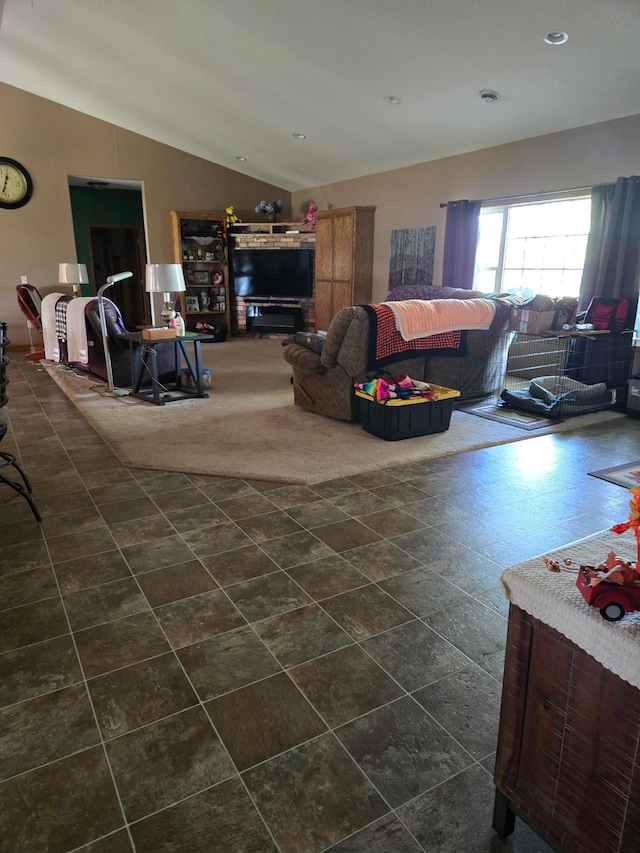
left=212, top=322, right=227, bottom=342
left=356, top=385, right=460, bottom=441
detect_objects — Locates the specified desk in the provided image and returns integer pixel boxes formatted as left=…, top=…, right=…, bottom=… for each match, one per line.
left=122, top=332, right=214, bottom=405
left=495, top=530, right=640, bottom=853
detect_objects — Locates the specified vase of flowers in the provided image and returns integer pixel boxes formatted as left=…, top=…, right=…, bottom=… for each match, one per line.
left=255, top=199, right=284, bottom=222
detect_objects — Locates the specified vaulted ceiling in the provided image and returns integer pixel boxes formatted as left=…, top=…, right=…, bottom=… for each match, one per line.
left=1, top=0, right=640, bottom=191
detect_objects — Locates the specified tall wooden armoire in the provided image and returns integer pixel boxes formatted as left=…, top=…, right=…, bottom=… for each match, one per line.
left=314, top=206, right=376, bottom=332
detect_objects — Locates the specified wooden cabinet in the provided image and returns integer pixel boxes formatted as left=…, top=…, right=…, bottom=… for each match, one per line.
left=494, top=605, right=640, bottom=853
left=314, top=206, right=376, bottom=332
left=170, top=211, right=231, bottom=336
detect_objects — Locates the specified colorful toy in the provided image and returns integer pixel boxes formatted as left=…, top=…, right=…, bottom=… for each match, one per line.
left=576, top=560, right=640, bottom=621
left=302, top=202, right=317, bottom=229
left=226, top=206, right=241, bottom=225
left=543, top=487, right=640, bottom=621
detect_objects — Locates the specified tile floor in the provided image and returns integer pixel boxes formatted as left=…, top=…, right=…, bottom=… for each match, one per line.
left=1, top=355, right=639, bottom=853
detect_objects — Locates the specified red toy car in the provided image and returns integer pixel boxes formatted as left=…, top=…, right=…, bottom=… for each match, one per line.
left=576, top=572, right=640, bottom=622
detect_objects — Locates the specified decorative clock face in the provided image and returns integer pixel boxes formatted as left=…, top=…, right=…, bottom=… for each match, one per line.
left=0, top=158, right=33, bottom=209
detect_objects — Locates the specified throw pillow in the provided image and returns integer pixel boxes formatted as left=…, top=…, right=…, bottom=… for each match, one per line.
left=293, top=331, right=326, bottom=354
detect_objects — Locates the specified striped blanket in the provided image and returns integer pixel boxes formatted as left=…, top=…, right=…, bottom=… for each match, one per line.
left=41, top=292, right=66, bottom=362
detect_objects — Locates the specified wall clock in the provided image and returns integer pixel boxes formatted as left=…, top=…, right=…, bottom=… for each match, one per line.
left=0, top=157, right=33, bottom=209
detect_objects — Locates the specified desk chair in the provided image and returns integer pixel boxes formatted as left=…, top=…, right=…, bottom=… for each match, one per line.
left=16, top=282, right=45, bottom=360
left=0, top=322, right=41, bottom=521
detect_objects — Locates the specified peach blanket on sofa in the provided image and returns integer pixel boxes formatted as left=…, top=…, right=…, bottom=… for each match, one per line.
left=386, top=298, right=496, bottom=341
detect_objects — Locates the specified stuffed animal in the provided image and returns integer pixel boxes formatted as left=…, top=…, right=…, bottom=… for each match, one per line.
left=226, top=206, right=241, bottom=225
left=302, top=202, right=317, bottom=229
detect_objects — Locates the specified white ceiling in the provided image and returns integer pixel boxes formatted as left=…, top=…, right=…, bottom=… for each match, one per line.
left=2, top=0, right=640, bottom=192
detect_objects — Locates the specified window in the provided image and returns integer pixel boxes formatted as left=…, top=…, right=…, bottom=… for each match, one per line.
left=473, top=196, right=591, bottom=299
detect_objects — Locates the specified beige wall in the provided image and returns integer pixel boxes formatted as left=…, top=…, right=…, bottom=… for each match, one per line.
left=0, top=83, right=290, bottom=345
left=3, top=79, right=639, bottom=346
left=292, top=114, right=640, bottom=303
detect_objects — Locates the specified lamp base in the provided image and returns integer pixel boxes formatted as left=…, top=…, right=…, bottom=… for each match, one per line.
left=161, top=295, right=176, bottom=328
left=104, top=388, right=130, bottom=398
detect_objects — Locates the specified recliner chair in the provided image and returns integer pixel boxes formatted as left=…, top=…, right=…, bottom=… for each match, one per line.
left=82, top=297, right=177, bottom=387
left=16, top=282, right=45, bottom=360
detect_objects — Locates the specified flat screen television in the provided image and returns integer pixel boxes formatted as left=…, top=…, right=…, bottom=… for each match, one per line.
left=231, top=249, right=314, bottom=300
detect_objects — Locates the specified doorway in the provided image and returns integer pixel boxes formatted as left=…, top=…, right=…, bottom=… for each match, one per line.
left=89, top=224, right=148, bottom=328
left=68, top=180, right=148, bottom=329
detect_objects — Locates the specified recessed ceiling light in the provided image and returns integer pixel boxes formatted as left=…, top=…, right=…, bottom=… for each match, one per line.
left=235, top=156, right=247, bottom=161
left=479, top=90, right=499, bottom=104
left=544, top=31, right=569, bottom=45
left=383, top=96, right=401, bottom=105
left=292, top=133, right=306, bottom=139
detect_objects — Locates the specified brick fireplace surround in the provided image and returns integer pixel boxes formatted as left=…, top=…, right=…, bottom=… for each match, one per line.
left=229, top=224, right=316, bottom=335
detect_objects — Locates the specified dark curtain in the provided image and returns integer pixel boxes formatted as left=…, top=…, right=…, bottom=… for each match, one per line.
left=578, top=175, right=640, bottom=314
left=441, top=199, right=481, bottom=290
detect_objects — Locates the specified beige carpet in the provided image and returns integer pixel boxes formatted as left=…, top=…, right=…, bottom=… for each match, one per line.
left=42, top=338, right=626, bottom=485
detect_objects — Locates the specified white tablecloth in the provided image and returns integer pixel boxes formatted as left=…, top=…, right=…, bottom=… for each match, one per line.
left=501, top=529, right=640, bottom=690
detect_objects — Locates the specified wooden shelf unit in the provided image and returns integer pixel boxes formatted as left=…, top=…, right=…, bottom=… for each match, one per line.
left=227, top=221, right=314, bottom=236
left=170, top=210, right=231, bottom=336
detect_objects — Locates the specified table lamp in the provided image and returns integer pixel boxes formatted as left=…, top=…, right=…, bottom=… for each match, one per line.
left=59, top=263, right=89, bottom=296
left=145, top=264, right=186, bottom=327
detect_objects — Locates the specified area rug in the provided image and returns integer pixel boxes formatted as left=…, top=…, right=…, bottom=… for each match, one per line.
left=42, top=339, right=626, bottom=485
left=458, top=399, right=557, bottom=431
left=589, top=461, right=640, bottom=488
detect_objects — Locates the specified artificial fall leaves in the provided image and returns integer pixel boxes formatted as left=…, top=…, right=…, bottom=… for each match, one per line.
left=610, top=486, right=640, bottom=565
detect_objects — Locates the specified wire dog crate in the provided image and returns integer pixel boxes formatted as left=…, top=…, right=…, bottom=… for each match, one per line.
left=501, top=329, right=633, bottom=414
left=506, top=330, right=632, bottom=387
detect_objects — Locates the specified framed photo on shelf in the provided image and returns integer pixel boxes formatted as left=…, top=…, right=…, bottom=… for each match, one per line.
left=190, top=270, right=211, bottom=285
left=211, top=239, right=225, bottom=262
left=185, top=295, right=200, bottom=312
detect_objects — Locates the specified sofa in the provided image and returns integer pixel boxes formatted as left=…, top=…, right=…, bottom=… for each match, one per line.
left=283, top=285, right=518, bottom=421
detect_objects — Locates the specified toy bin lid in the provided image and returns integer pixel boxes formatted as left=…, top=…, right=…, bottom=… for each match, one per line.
left=355, top=384, right=460, bottom=406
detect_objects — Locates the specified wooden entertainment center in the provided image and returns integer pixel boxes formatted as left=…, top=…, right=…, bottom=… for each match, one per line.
left=170, top=207, right=377, bottom=338
left=227, top=220, right=316, bottom=335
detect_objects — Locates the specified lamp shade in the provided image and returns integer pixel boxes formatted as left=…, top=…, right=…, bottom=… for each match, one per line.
left=59, top=263, right=89, bottom=285
left=145, top=264, right=186, bottom=293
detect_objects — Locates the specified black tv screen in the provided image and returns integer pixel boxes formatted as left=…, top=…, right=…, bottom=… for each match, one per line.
left=232, top=249, right=314, bottom=299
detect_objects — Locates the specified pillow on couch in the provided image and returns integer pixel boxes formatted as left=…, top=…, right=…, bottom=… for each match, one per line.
left=385, top=285, right=520, bottom=333
left=293, top=331, right=326, bottom=354
left=386, top=285, right=486, bottom=302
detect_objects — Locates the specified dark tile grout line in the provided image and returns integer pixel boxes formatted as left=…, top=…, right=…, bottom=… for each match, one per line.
left=6, top=366, right=285, bottom=846
left=3, top=357, right=640, bottom=852
left=36, top=499, right=139, bottom=851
